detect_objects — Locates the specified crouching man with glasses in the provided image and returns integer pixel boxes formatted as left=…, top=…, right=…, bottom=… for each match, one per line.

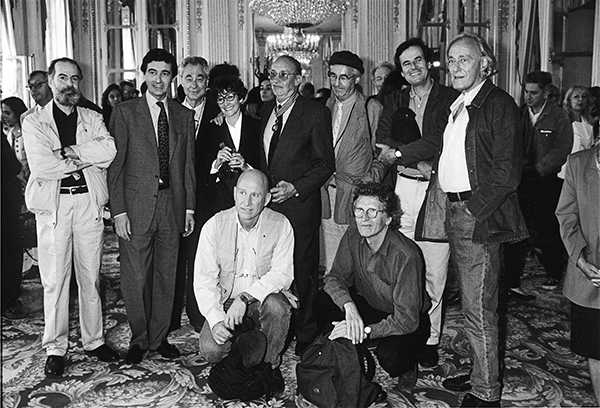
left=315, top=182, right=431, bottom=394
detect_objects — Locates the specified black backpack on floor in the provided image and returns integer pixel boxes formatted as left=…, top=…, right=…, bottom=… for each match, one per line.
left=296, top=335, right=385, bottom=408
left=207, top=329, right=283, bottom=401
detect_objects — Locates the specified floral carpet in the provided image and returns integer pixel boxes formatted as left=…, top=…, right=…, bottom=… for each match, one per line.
left=2, top=227, right=598, bottom=407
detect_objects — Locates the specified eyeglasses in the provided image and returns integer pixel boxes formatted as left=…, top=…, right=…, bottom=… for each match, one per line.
left=216, top=93, right=237, bottom=104
left=27, top=81, right=47, bottom=91
left=353, top=207, right=385, bottom=219
left=269, top=71, right=299, bottom=81
left=328, top=72, right=355, bottom=84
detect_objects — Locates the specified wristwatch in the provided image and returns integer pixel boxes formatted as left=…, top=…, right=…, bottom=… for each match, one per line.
left=364, top=326, right=372, bottom=339
left=394, top=148, right=402, bottom=159
left=239, top=292, right=256, bottom=306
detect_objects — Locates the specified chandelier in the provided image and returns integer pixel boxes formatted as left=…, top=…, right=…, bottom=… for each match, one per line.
left=250, top=0, right=349, bottom=29
left=266, top=27, right=321, bottom=67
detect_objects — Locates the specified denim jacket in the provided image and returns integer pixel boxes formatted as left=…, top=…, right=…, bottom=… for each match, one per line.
left=416, top=79, right=529, bottom=244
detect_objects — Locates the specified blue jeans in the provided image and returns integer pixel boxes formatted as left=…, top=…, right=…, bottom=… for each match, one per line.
left=199, top=292, right=291, bottom=366
left=445, top=200, right=501, bottom=401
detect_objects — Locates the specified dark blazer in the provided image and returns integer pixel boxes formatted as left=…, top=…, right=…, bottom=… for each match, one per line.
left=259, top=96, right=335, bottom=230
left=415, top=79, right=529, bottom=244
left=108, top=95, right=196, bottom=234
left=204, top=113, right=262, bottom=212
left=194, top=99, right=221, bottom=224
left=376, top=81, right=459, bottom=167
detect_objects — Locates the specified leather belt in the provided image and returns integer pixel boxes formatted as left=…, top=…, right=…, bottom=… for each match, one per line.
left=60, top=185, right=89, bottom=195
left=447, top=191, right=472, bottom=202
left=398, top=172, right=427, bottom=182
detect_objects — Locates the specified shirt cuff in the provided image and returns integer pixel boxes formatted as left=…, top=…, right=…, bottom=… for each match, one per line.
left=186, top=209, right=195, bottom=215
left=113, top=212, right=127, bottom=219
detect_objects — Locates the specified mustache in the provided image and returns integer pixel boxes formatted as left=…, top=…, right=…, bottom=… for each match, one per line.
left=56, top=86, right=81, bottom=106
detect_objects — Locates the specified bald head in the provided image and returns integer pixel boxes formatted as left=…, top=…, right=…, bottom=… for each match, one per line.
left=234, top=170, right=271, bottom=230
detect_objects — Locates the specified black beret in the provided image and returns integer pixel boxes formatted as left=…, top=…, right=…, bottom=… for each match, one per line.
left=329, top=51, right=364, bottom=74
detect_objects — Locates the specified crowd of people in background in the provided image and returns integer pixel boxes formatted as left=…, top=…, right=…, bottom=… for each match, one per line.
left=2, top=31, right=600, bottom=407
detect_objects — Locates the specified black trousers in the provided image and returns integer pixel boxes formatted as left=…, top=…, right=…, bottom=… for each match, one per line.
left=314, top=290, right=430, bottom=377
left=504, top=170, right=565, bottom=282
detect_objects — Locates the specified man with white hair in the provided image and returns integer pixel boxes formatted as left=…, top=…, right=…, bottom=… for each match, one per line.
left=384, top=33, right=528, bottom=406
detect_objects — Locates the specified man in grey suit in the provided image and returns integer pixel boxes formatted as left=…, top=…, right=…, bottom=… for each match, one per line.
left=108, top=48, right=196, bottom=364
left=259, top=55, right=335, bottom=355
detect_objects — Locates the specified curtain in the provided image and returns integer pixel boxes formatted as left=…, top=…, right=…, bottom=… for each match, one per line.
left=1, top=0, right=18, bottom=95
left=45, top=0, right=73, bottom=66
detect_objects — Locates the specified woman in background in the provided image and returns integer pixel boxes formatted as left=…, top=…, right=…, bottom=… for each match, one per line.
left=2, top=96, right=29, bottom=186
left=559, top=85, right=595, bottom=178
left=101, top=83, right=123, bottom=126
left=556, top=143, right=600, bottom=405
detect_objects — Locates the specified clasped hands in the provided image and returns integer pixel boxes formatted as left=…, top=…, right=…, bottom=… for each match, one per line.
left=328, top=302, right=367, bottom=345
left=211, top=297, right=247, bottom=345
left=216, top=145, right=247, bottom=171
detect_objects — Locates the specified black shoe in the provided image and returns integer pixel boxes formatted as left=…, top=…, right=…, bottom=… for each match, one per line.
left=461, top=393, right=501, bottom=407
left=156, top=340, right=180, bottom=359
left=125, top=345, right=145, bottom=364
left=271, top=367, right=285, bottom=396
left=419, top=344, right=439, bottom=368
left=45, top=355, right=65, bottom=377
left=2, top=302, right=27, bottom=320
left=443, top=374, right=472, bottom=392
left=446, top=292, right=461, bottom=306
left=294, top=341, right=311, bottom=356
left=507, top=288, right=536, bottom=301
left=85, top=344, right=120, bottom=362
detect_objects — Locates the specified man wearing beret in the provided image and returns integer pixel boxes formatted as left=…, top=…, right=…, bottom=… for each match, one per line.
left=376, top=38, right=459, bottom=369
left=320, top=50, right=384, bottom=275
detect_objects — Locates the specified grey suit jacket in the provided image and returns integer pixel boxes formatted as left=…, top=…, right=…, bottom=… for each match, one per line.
left=322, top=92, right=384, bottom=224
left=556, top=147, right=600, bottom=309
left=108, top=95, right=196, bottom=234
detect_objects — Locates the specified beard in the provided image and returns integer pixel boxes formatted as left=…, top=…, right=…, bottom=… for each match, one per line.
left=56, top=85, right=81, bottom=106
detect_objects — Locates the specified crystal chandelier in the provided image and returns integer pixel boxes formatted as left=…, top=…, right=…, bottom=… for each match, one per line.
left=266, top=27, right=321, bottom=68
left=250, top=0, right=349, bottom=29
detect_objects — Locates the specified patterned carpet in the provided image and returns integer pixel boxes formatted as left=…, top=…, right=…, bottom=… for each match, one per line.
left=2, top=227, right=598, bottom=407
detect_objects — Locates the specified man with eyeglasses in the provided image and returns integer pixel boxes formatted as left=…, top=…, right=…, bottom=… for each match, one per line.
left=258, top=55, right=335, bottom=355
left=321, top=51, right=384, bottom=276
left=316, top=182, right=430, bottom=393
left=375, top=38, right=459, bottom=370
left=22, top=71, right=53, bottom=123
left=169, top=56, right=221, bottom=334
left=22, top=57, right=119, bottom=377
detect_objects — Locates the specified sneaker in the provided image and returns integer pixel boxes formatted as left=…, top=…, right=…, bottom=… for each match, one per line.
left=542, top=278, right=559, bottom=290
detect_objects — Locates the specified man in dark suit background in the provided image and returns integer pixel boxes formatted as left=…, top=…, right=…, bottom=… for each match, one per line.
left=259, top=55, right=335, bottom=355
left=108, top=48, right=196, bottom=364
left=170, top=56, right=220, bottom=333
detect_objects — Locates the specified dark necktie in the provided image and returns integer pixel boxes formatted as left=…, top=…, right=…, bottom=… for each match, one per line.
left=268, top=105, right=283, bottom=165
left=156, top=101, right=170, bottom=187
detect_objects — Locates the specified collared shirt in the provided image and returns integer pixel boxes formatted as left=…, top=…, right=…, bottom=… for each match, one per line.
left=53, top=102, right=86, bottom=187
left=263, top=95, right=297, bottom=156
left=182, top=97, right=205, bottom=136
left=438, top=80, right=486, bottom=193
left=332, top=91, right=358, bottom=145
left=528, top=101, right=546, bottom=126
left=408, top=79, right=433, bottom=132
left=145, top=92, right=170, bottom=142
left=231, top=214, right=261, bottom=298
left=324, top=226, right=429, bottom=339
